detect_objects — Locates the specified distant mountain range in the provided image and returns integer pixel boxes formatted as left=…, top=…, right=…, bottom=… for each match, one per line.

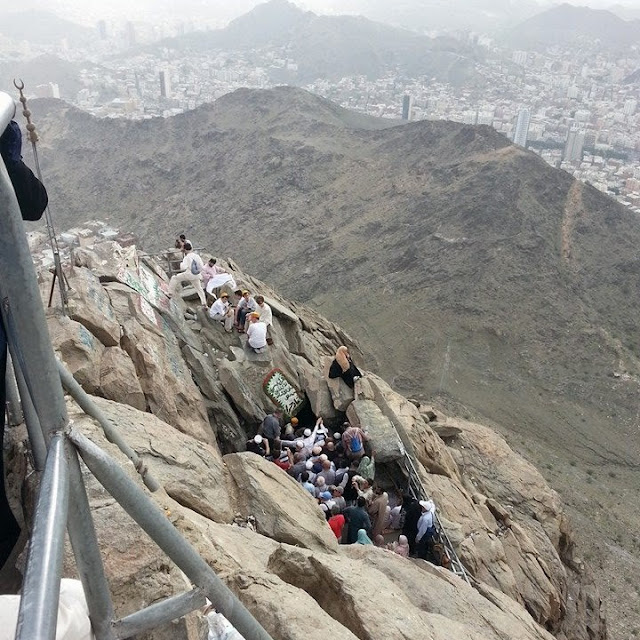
left=0, top=10, right=92, bottom=47
left=154, top=0, right=484, bottom=86
left=0, top=55, right=87, bottom=100
left=505, top=2, right=640, bottom=50
left=30, top=87, right=640, bottom=489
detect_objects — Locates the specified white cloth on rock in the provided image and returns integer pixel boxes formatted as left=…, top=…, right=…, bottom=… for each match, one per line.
left=0, top=579, right=94, bottom=640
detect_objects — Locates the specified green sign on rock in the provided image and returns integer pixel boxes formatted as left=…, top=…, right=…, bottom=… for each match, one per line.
left=263, top=369, right=304, bottom=416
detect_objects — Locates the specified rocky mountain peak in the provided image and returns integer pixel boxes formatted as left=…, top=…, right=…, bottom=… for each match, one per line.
left=4, top=225, right=605, bottom=639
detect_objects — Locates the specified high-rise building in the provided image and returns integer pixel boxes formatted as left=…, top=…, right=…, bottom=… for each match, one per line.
left=624, top=99, right=637, bottom=116
left=563, top=127, right=586, bottom=163
left=513, top=108, right=531, bottom=147
left=159, top=70, right=171, bottom=99
left=402, top=95, right=412, bottom=121
left=126, top=22, right=136, bottom=48
left=97, top=20, right=107, bottom=40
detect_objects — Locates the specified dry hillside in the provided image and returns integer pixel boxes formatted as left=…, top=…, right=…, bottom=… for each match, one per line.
left=28, top=86, right=640, bottom=638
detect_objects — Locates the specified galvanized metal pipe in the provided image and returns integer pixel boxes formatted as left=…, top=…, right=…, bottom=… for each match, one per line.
left=4, top=354, right=22, bottom=426
left=0, top=98, right=68, bottom=440
left=8, top=345, right=47, bottom=471
left=57, top=359, right=161, bottom=493
left=68, top=428, right=274, bottom=640
left=65, top=443, right=116, bottom=640
left=15, top=432, right=69, bottom=640
left=112, top=588, right=206, bottom=639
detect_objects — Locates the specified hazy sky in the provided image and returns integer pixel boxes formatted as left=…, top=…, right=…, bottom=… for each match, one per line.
left=1, top=0, right=640, bottom=26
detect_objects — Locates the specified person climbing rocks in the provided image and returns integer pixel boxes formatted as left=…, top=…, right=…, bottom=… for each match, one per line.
left=168, top=242, right=206, bottom=305
left=0, top=115, right=48, bottom=569
left=259, top=411, right=281, bottom=447
left=208, top=291, right=234, bottom=332
left=401, top=495, right=422, bottom=556
left=342, top=424, right=368, bottom=460
left=343, top=496, right=372, bottom=544
left=328, top=345, right=362, bottom=388
left=415, top=500, right=437, bottom=560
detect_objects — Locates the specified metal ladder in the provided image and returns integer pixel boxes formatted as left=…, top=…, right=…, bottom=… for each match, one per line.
left=401, top=453, right=471, bottom=584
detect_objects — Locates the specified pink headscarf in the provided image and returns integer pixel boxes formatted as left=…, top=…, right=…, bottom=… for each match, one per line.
left=394, top=535, right=410, bottom=558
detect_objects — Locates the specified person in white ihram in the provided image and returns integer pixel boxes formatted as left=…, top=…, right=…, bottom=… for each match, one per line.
left=246, top=312, right=268, bottom=353
left=209, top=291, right=234, bottom=332
left=168, top=242, right=206, bottom=306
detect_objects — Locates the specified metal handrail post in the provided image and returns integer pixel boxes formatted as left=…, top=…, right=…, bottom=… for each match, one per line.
left=8, top=345, right=46, bottom=470
left=57, top=360, right=161, bottom=492
left=66, top=444, right=116, bottom=640
left=112, top=588, right=206, bottom=639
left=0, top=93, right=68, bottom=442
left=4, top=354, right=22, bottom=426
left=68, top=428, right=274, bottom=640
left=15, top=432, right=69, bottom=640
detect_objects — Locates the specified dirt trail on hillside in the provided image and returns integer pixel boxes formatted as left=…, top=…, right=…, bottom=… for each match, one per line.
left=561, top=181, right=584, bottom=264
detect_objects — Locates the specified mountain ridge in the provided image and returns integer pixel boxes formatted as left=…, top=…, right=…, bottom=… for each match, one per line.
left=150, top=0, right=483, bottom=86
left=28, top=86, right=640, bottom=638
left=505, top=2, right=640, bottom=49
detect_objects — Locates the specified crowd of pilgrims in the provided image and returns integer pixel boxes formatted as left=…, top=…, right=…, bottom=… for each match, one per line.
left=247, top=412, right=439, bottom=559
left=169, top=236, right=440, bottom=559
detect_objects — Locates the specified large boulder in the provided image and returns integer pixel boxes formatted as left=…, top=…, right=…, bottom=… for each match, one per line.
left=67, top=266, right=121, bottom=347
left=294, top=355, right=338, bottom=421
left=48, top=315, right=104, bottom=393
left=346, top=399, right=405, bottom=463
left=99, top=347, right=146, bottom=411
left=224, top=452, right=338, bottom=553
left=367, top=375, right=459, bottom=478
left=66, top=396, right=233, bottom=523
left=104, top=283, right=214, bottom=445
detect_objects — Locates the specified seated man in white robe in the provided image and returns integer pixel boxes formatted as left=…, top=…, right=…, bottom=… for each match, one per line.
left=246, top=313, right=268, bottom=353
left=208, top=291, right=234, bottom=332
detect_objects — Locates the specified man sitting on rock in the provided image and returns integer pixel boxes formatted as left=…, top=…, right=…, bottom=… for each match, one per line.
left=168, top=242, right=206, bottom=306
left=246, top=313, right=268, bottom=353
left=208, top=292, right=234, bottom=332
left=235, top=290, right=257, bottom=332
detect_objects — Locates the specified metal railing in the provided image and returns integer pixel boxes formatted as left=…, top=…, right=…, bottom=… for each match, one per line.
left=401, top=451, right=471, bottom=584
left=0, top=90, right=270, bottom=640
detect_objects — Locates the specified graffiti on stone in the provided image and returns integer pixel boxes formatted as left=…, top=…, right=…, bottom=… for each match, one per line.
left=263, top=369, right=304, bottom=416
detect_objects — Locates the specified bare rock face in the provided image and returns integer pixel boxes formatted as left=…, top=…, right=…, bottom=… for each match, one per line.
left=66, top=267, right=121, bottom=347
left=48, top=315, right=104, bottom=393
left=346, top=398, right=405, bottom=463
left=8, top=243, right=604, bottom=640
left=66, top=396, right=234, bottom=523
left=224, top=452, right=338, bottom=553
left=419, top=415, right=605, bottom=640
left=99, top=347, right=146, bottom=411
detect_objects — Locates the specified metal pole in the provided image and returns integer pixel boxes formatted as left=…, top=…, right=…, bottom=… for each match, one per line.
left=9, top=345, right=46, bottom=471
left=57, top=360, right=160, bottom=493
left=15, top=432, right=69, bottom=640
left=4, top=354, right=22, bottom=426
left=68, top=428, right=274, bottom=640
left=0, top=104, right=68, bottom=441
left=65, top=444, right=116, bottom=640
left=112, top=588, right=206, bottom=640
